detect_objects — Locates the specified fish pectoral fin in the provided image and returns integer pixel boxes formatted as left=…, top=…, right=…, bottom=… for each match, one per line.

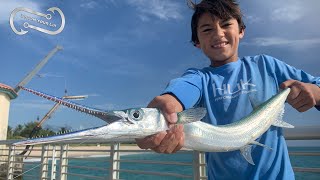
left=250, top=141, right=272, bottom=151
left=240, top=145, right=255, bottom=165
left=272, top=120, right=294, bottom=128
left=177, top=107, right=207, bottom=124
left=272, top=105, right=294, bottom=128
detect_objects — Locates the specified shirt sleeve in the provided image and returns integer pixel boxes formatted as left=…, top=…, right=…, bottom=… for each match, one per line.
left=162, top=68, right=203, bottom=110
left=265, top=55, right=320, bottom=110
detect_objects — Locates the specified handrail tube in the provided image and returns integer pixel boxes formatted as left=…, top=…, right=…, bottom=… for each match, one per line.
left=289, top=152, right=320, bottom=156
left=66, top=158, right=109, bottom=162
left=284, top=127, right=320, bottom=140
left=12, top=174, right=38, bottom=178
left=64, top=172, right=106, bottom=179
left=293, top=167, right=320, bottom=173
left=66, top=149, right=111, bottom=152
left=116, top=159, right=192, bottom=166
left=66, top=165, right=107, bottom=171
left=115, top=169, right=193, bottom=178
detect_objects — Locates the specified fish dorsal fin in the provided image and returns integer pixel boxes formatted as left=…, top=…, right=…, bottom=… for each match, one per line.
left=240, top=145, right=255, bottom=165
left=177, top=107, right=207, bottom=124
left=250, top=141, right=272, bottom=150
left=272, top=104, right=294, bottom=128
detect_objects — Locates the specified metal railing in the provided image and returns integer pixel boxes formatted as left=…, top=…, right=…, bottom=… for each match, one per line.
left=285, top=127, right=320, bottom=175
left=0, top=127, right=319, bottom=180
left=0, top=142, right=207, bottom=180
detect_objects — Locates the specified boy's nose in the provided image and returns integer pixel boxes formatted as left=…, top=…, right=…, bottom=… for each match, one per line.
left=214, top=25, right=224, bottom=37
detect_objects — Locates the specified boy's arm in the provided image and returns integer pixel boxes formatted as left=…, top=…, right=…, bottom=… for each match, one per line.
left=281, top=79, right=320, bottom=112
left=135, top=94, right=184, bottom=153
left=266, top=55, right=320, bottom=111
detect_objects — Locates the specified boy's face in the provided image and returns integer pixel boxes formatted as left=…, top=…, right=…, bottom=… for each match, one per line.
left=196, top=13, right=244, bottom=67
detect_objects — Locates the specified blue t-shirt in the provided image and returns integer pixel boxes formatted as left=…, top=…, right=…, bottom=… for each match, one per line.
left=164, top=54, right=320, bottom=180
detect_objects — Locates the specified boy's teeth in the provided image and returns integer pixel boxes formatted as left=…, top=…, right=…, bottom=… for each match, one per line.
left=213, top=42, right=227, bottom=48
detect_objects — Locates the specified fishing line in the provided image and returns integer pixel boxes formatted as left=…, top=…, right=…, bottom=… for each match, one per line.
left=13, top=162, right=42, bottom=179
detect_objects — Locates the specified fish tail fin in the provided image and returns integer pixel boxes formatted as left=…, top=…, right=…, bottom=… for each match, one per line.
left=250, top=141, right=272, bottom=150
left=177, top=107, right=207, bottom=124
left=240, top=145, right=255, bottom=165
left=241, top=141, right=273, bottom=165
left=272, top=104, right=294, bottom=128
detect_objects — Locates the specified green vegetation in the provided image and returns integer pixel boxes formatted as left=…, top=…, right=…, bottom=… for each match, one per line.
left=7, top=121, right=69, bottom=140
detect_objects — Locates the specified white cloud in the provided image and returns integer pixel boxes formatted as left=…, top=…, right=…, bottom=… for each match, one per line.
left=271, top=5, right=304, bottom=23
left=242, top=37, right=320, bottom=48
left=87, top=93, right=101, bottom=97
left=36, top=72, right=64, bottom=78
left=104, top=0, right=117, bottom=6
left=127, top=0, right=183, bottom=21
left=244, top=15, right=261, bottom=24
left=138, top=14, right=151, bottom=22
left=0, top=0, right=41, bottom=24
left=94, top=103, right=120, bottom=110
left=80, top=0, right=98, bottom=9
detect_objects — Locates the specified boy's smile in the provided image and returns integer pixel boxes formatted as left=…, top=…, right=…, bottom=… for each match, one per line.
left=196, top=13, right=244, bottom=67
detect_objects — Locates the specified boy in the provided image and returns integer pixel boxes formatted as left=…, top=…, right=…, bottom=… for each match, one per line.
left=137, top=0, right=320, bottom=179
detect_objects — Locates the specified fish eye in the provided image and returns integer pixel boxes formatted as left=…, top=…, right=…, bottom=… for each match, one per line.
left=133, top=111, right=139, bottom=118
left=128, top=109, right=144, bottom=121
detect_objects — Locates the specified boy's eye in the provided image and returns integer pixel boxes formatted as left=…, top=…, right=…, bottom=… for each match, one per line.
left=202, top=28, right=212, bottom=32
left=222, top=23, right=232, bottom=27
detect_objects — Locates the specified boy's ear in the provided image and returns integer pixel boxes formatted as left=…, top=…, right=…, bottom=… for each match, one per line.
left=239, top=29, right=245, bottom=39
left=195, top=43, right=201, bottom=48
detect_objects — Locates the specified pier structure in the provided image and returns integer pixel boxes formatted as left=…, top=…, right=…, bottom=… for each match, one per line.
left=0, top=83, right=18, bottom=176
left=0, top=83, right=17, bottom=144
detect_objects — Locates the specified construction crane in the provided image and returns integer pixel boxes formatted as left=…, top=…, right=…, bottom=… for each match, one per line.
left=14, top=45, right=63, bottom=93
left=12, top=45, right=65, bottom=155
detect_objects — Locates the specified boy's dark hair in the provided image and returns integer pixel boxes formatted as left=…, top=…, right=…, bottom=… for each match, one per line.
left=189, top=0, right=246, bottom=46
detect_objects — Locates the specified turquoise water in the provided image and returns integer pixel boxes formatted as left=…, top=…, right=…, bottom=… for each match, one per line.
left=22, top=147, right=320, bottom=180
left=289, top=147, right=320, bottom=180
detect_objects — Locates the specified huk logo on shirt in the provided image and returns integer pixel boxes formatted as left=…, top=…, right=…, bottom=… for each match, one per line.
left=10, top=7, right=65, bottom=35
left=213, top=79, right=257, bottom=102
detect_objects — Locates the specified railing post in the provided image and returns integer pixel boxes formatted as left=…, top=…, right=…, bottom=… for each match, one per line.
left=109, top=143, right=120, bottom=180
left=7, top=145, right=15, bottom=180
left=51, top=145, right=57, bottom=180
left=59, top=144, right=69, bottom=180
left=40, top=145, right=49, bottom=179
left=193, top=151, right=207, bottom=180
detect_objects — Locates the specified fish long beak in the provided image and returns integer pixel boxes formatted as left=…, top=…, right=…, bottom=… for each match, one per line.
left=12, top=107, right=205, bottom=146
left=12, top=117, right=156, bottom=146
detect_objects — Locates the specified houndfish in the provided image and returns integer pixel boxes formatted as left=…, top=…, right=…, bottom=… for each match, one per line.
left=14, top=86, right=293, bottom=165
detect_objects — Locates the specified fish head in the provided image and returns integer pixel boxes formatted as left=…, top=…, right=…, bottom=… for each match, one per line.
left=96, top=108, right=168, bottom=140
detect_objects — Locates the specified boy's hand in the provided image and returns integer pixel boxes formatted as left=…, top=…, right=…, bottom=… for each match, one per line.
left=135, top=94, right=184, bottom=153
left=280, top=80, right=320, bottom=112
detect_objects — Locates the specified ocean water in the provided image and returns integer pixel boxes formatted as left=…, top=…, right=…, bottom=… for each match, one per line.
left=289, top=147, right=320, bottom=180
left=22, top=147, right=320, bottom=180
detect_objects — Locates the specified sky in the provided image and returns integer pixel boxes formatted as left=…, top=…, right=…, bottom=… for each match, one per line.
left=0, top=0, right=319, bottom=138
